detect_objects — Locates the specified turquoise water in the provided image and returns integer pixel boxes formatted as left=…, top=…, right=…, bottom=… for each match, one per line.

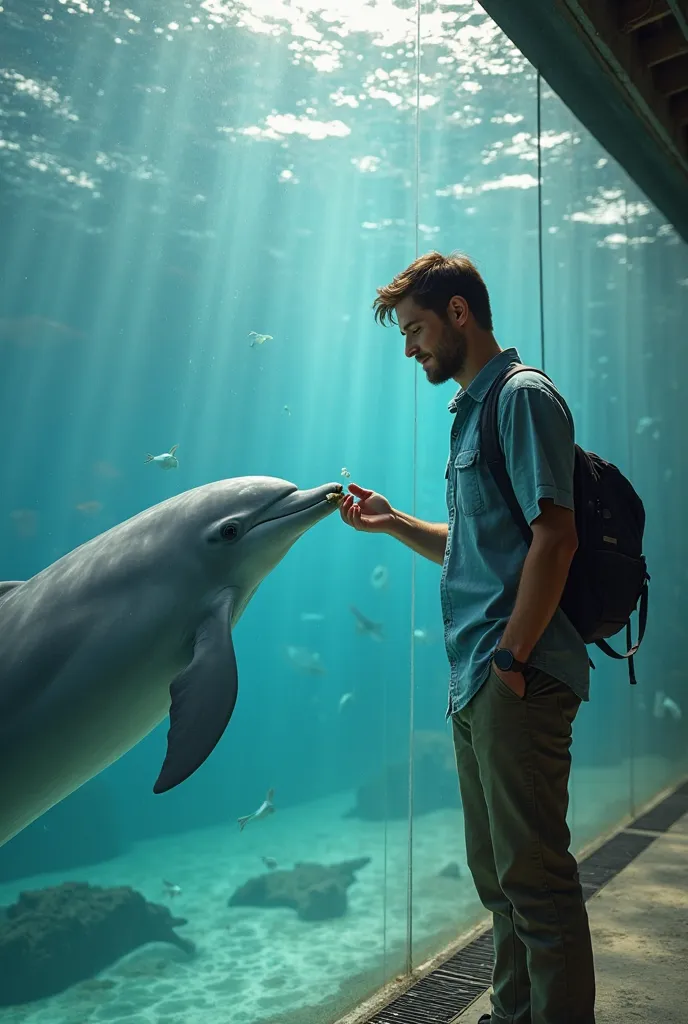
left=1, top=2, right=687, bottom=1022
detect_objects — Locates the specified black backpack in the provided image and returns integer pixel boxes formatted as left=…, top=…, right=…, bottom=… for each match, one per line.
left=480, top=363, right=649, bottom=685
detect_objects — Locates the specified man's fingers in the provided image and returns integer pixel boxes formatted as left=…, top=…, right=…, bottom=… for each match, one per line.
left=339, top=491, right=379, bottom=533
left=347, top=482, right=372, bottom=500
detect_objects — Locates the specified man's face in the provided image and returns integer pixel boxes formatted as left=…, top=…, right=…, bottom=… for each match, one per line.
left=396, top=295, right=468, bottom=385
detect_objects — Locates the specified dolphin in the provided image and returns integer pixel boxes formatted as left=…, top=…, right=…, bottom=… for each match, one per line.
left=0, top=476, right=343, bottom=847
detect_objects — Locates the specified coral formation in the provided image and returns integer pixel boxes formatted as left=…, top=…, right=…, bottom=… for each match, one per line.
left=345, top=730, right=461, bottom=820
left=228, top=858, right=371, bottom=921
left=0, top=881, right=194, bottom=1005
left=438, top=861, right=462, bottom=879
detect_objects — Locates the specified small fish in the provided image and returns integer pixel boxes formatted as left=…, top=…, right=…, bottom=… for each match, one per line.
left=413, top=627, right=435, bottom=644
left=338, top=692, right=354, bottom=712
left=340, top=467, right=351, bottom=478
left=300, top=612, right=325, bottom=622
left=283, top=405, right=291, bottom=416
left=326, top=491, right=345, bottom=506
left=350, top=605, right=384, bottom=642
left=75, top=501, right=103, bottom=516
left=635, top=416, right=655, bottom=435
left=238, top=789, right=275, bottom=831
left=145, top=444, right=179, bottom=470
left=163, top=880, right=182, bottom=897
left=370, top=564, right=389, bottom=590
left=286, top=645, right=327, bottom=676
left=653, top=690, right=682, bottom=721
left=248, top=331, right=273, bottom=347
left=664, top=697, right=682, bottom=720
left=262, top=856, right=278, bottom=870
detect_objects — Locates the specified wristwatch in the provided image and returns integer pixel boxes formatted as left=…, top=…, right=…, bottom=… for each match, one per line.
left=493, top=647, right=529, bottom=673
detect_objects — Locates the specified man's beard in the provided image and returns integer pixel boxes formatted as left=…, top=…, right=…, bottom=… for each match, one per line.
left=425, top=322, right=467, bottom=385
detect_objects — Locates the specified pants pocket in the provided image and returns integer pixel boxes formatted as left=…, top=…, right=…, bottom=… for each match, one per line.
left=490, top=664, right=526, bottom=700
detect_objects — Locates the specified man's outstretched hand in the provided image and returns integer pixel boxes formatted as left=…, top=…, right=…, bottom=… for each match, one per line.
left=339, top=483, right=397, bottom=534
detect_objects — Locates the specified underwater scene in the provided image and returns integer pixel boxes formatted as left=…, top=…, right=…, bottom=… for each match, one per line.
left=1, top=1, right=688, bottom=1023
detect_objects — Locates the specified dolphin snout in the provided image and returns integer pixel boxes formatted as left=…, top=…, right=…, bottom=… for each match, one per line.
left=258, top=482, right=343, bottom=526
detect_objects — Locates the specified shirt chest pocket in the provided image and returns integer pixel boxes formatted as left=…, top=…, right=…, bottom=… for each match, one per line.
left=453, top=448, right=484, bottom=517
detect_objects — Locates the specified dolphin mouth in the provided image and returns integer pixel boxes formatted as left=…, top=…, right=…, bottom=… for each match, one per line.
left=256, top=482, right=343, bottom=527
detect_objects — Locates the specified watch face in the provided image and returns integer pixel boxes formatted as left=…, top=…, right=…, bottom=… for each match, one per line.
left=494, top=648, right=513, bottom=671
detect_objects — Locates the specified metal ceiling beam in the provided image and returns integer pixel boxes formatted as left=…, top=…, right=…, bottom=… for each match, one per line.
left=665, top=0, right=688, bottom=40
left=642, top=21, right=688, bottom=66
left=653, top=54, right=688, bottom=94
left=476, top=0, right=688, bottom=243
left=620, top=0, right=672, bottom=32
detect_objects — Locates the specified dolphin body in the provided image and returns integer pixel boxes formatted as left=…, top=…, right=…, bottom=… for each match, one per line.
left=0, top=476, right=342, bottom=847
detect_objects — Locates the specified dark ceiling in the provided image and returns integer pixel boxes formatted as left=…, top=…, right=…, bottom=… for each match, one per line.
left=479, top=0, right=688, bottom=242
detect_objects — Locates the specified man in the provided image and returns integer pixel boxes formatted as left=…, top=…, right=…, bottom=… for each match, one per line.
left=339, top=251, right=596, bottom=1024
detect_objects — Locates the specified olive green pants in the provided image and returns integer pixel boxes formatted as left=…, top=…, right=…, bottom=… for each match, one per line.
left=452, top=665, right=596, bottom=1024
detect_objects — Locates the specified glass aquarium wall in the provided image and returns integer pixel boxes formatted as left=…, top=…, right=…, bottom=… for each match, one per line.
left=1, top=3, right=687, bottom=1024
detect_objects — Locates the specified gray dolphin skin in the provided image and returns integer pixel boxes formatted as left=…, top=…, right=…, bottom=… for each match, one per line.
left=0, top=476, right=343, bottom=847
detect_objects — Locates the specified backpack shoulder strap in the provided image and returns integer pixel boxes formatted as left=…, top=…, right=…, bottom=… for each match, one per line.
left=480, top=363, right=550, bottom=548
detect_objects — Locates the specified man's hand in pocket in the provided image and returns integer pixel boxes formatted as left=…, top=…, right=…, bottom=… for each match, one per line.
left=492, top=662, right=526, bottom=698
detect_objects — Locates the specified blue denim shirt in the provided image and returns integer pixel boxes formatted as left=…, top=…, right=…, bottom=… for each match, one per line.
left=441, top=347, right=590, bottom=716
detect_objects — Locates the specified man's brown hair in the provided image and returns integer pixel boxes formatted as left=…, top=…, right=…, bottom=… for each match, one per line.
left=373, top=250, right=493, bottom=331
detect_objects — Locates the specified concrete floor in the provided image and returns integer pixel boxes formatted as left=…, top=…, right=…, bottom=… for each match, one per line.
left=453, top=812, right=688, bottom=1024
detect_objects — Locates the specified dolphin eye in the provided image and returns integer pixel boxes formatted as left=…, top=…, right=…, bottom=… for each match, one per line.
left=220, top=522, right=239, bottom=541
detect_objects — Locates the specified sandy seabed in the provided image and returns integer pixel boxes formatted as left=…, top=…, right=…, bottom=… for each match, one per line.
left=0, top=791, right=479, bottom=1024
left=0, top=756, right=680, bottom=1024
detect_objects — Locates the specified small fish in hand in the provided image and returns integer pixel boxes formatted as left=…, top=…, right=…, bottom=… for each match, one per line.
left=238, top=788, right=275, bottom=831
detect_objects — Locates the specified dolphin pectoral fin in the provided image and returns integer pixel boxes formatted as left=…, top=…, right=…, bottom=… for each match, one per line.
left=0, top=581, right=24, bottom=599
left=153, top=592, right=238, bottom=795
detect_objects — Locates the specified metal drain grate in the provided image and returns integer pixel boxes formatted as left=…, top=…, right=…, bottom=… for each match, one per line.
left=577, top=829, right=656, bottom=896
left=360, top=778, right=688, bottom=1024
left=365, top=931, right=494, bottom=1024
left=626, top=790, right=688, bottom=833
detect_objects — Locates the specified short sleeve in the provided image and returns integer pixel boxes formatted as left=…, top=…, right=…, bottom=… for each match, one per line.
left=497, top=380, right=575, bottom=526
